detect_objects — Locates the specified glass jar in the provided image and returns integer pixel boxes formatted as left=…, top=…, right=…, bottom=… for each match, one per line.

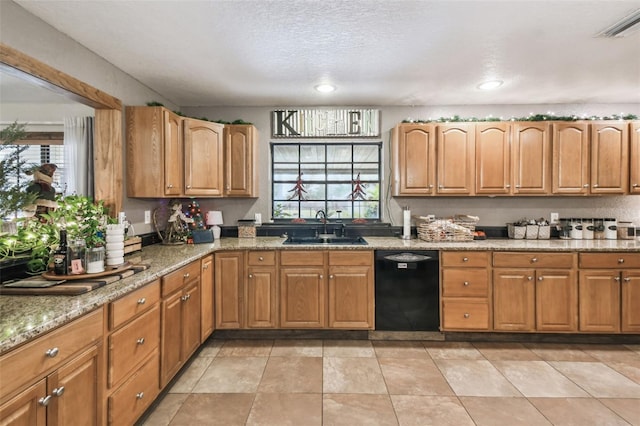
left=593, top=219, right=605, bottom=240
left=85, top=246, right=105, bottom=274
left=69, top=238, right=86, bottom=274
left=569, top=218, right=582, bottom=239
left=582, top=218, right=594, bottom=240
left=558, top=218, right=571, bottom=239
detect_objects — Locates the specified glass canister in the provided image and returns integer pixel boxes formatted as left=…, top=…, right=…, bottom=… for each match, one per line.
left=593, top=219, right=605, bottom=240
left=604, top=218, right=617, bottom=240
left=617, top=222, right=637, bottom=240
left=558, top=218, right=571, bottom=239
left=582, top=218, right=594, bottom=240
left=237, top=219, right=257, bottom=238
left=569, top=218, right=583, bottom=239
left=69, top=238, right=86, bottom=274
left=85, top=246, right=105, bottom=274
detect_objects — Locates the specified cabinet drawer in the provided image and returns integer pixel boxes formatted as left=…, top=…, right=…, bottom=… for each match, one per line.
left=493, top=252, right=575, bottom=268
left=108, top=305, right=160, bottom=388
left=280, top=250, right=325, bottom=266
left=248, top=251, right=276, bottom=266
left=162, top=261, right=200, bottom=296
left=579, top=252, right=640, bottom=269
left=441, top=251, right=489, bottom=268
left=329, top=250, right=373, bottom=266
left=108, top=351, right=159, bottom=426
left=442, top=300, right=490, bottom=330
left=110, top=280, right=160, bottom=330
left=441, top=269, right=489, bottom=297
left=0, top=307, right=103, bottom=402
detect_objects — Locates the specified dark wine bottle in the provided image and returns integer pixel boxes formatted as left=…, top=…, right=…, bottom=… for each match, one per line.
left=53, top=229, right=69, bottom=275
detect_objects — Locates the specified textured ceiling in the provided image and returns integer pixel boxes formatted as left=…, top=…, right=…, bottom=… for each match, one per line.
left=11, top=0, right=640, bottom=107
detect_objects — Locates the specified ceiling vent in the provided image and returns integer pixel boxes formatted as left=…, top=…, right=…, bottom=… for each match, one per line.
left=597, top=8, right=640, bottom=38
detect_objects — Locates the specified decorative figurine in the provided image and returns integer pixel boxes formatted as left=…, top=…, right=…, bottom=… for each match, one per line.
left=24, top=163, right=58, bottom=216
left=153, top=200, right=194, bottom=245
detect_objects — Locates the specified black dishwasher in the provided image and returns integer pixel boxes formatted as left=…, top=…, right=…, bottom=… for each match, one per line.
left=375, top=250, right=440, bottom=331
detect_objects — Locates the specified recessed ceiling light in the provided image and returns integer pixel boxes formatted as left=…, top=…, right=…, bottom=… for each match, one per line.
left=477, top=80, right=503, bottom=90
left=315, top=84, right=336, bottom=93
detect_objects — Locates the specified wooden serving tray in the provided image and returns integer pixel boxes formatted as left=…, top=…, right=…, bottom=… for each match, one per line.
left=42, top=261, right=132, bottom=281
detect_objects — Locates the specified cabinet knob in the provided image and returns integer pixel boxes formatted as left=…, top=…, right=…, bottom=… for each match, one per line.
left=463, top=281, right=469, bottom=286
left=203, top=264, right=209, bottom=270
left=183, top=273, right=190, bottom=278
left=538, top=276, right=544, bottom=281
left=515, top=184, right=521, bottom=188
left=137, top=297, right=146, bottom=305
left=528, top=276, right=533, bottom=281
left=633, top=183, right=639, bottom=188
left=259, top=256, right=264, bottom=261
left=249, top=274, right=253, bottom=278
left=614, top=276, right=621, bottom=282
left=593, top=184, right=599, bottom=188
left=583, top=184, right=589, bottom=188
left=45, top=347, right=59, bottom=358
left=136, top=337, right=145, bottom=345
left=462, top=257, right=469, bottom=262
left=428, top=184, right=434, bottom=188
left=38, top=395, right=52, bottom=407
left=531, top=257, right=538, bottom=263
left=136, top=392, right=145, bottom=400
left=506, top=184, right=511, bottom=188
left=618, top=258, right=625, bottom=264
left=623, top=277, right=631, bottom=282
left=439, top=184, right=444, bottom=189
left=463, top=313, right=470, bottom=318
left=167, top=184, right=173, bottom=188
left=52, top=387, right=65, bottom=397
left=181, top=294, right=190, bottom=301
left=186, top=185, right=192, bottom=189
left=330, top=275, right=334, bottom=279
left=319, top=274, right=323, bottom=279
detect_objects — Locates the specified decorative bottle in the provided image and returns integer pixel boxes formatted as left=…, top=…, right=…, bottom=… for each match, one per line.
left=53, top=229, right=69, bottom=275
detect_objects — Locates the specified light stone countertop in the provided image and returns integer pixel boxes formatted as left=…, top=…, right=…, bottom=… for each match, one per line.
left=1, top=236, right=639, bottom=354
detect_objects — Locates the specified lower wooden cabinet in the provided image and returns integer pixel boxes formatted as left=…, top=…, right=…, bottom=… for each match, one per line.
left=327, top=251, right=374, bottom=329
left=108, top=351, right=159, bottom=425
left=246, top=251, right=278, bottom=328
left=535, top=269, right=578, bottom=331
left=214, top=251, right=244, bottom=329
left=200, top=254, right=215, bottom=342
left=280, top=251, right=326, bottom=328
left=493, top=269, right=535, bottom=331
left=622, top=270, right=640, bottom=332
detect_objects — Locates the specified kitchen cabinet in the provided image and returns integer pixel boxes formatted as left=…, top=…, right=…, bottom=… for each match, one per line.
left=511, top=122, right=551, bottom=194
left=552, top=122, right=590, bottom=194
left=224, top=124, right=258, bottom=197
left=126, top=106, right=183, bottom=198
left=246, top=251, right=278, bottom=328
left=475, top=122, right=511, bottom=195
left=493, top=252, right=577, bottom=332
left=436, top=123, right=476, bottom=195
left=391, top=123, right=437, bottom=195
left=200, top=255, right=215, bottom=342
left=280, top=251, right=327, bottom=328
left=214, top=251, right=244, bottom=329
left=589, top=122, right=629, bottom=194
left=0, top=308, right=104, bottom=426
left=579, top=253, right=640, bottom=333
left=327, top=251, right=374, bottom=329
left=160, top=261, right=201, bottom=387
left=629, top=121, right=640, bottom=194
left=440, top=251, right=491, bottom=331
left=183, top=118, right=224, bottom=197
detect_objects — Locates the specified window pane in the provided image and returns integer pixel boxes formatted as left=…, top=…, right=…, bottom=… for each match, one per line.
left=273, top=183, right=299, bottom=200
left=273, top=163, right=299, bottom=181
left=300, top=201, right=325, bottom=218
left=327, top=183, right=352, bottom=200
left=353, top=164, right=379, bottom=181
left=273, top=201, right=299, bottom=218
left=273, top=145, right=298, bottom=162
left=327, top=163, right=352, bottom=181
left=353, top=201, right=379, bottom=219
left=300, top=164, right=325, bottom=181
left=304, top=183, right=326, bottom=200
left=354, top=145, right=378, bottom=162
left=327, top=145, right=351, bottom=163
left=301, top=145, right=324, bottom=163
left=327, top=202, right=352, bottom=219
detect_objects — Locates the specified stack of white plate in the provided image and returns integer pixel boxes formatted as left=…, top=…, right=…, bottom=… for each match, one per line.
left=106, top=224, right=125, bottom=266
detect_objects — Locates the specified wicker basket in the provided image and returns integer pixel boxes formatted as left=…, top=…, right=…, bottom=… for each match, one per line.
left=417, top=215, right=478, bottom=242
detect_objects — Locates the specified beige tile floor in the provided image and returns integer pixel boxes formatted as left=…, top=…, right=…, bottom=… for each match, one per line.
left=140, top=339, right=640, bottom=426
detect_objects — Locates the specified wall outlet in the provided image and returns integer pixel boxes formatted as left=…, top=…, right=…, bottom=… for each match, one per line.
left=550, top=212, right=559, bottom=224
left=144, top=210, right=151, bottom=224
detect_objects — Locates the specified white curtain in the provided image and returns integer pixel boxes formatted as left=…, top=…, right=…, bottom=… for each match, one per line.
left=63, top=116, right=94, bottom=197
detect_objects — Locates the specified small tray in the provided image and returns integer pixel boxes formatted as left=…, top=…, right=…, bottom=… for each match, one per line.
left=42, top=261, right=132, bottom=281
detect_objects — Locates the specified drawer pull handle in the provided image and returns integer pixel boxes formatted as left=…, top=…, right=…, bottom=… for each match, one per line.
left=181, top=294, right=191, bottom=302
left=45, top=347, right=59, bottom=358
left=52, top=387, right=65, bottom=397
left=136, top=392, right=144, bottom=400
left=137, top=337, right=145, bottom=345
left=463, top=281, right=469, bottom=286
left=259, top=256, right=264, bottom=261
left=463, top=313, right=470, bottom=318
left=531, top=257, right=538, bottom=263
left=462, top=257, right=469, bottom=262
left=183, top=273, right=190, bottom=278
left=38, top=395, right=52, bottom=407
left=137, top=297, right=146, bottom=305
left=618, top=258, right=625, bottom=264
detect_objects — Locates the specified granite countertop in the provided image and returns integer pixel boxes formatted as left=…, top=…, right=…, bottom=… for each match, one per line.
left=1, top=236, right=639, bottom=354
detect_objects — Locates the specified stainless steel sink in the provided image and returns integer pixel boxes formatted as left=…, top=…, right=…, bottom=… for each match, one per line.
left=282, top=236, right=368, bottom=245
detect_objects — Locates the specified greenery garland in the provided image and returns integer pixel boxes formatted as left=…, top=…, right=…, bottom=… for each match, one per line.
left=402, top=113, right=637, bottom=123
left=145, top=102, right=253, bottom=125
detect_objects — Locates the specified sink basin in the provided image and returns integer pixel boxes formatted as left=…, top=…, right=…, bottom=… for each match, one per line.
left=282, top=236, right=368, bottom=245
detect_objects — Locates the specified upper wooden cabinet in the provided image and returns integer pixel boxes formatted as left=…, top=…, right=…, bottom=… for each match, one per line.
left=629, top=121, right=640, bottom=194
left=590, top=122, right=629, bottom=194
left=475, top=122, right=511, bottom=195
left=183, top=118, right=224, bottom=197
left=512, top=122, right=551, bottom=195
left=437, top=123, right=476, bottom=195
left=126, top=106, right=183, bottom=197
left=552, top=122, right=590, bottom=194
left=392, top=123, right=436, bottom=195
left=224, top=124, right=258, bottom=197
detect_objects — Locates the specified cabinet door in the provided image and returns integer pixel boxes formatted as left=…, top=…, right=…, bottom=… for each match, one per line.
left=552, top=122, right=589, bottom=194
left=475, top=122, right=511, bottom=194
left=224, top=125, right=257, bottom=197
left=535, top=269, right=578, bottom=331
left=246, top=267, right=278, bottom=328
left=184, top=119, right=224, bottom=196
left=578, top=271, right=620, bottom=332
left=631, top=121, right=640, bottom=194
left=182, top=282, right=201, bottom=360
left=0, top=378, right=46, bottom=426
left=493, top=269, right=535, bottom=331
left=200, top=255, right=215, bottom=343
left=392, top=124, right=436, bottom=195
left=163, top=110, right=183, bottom=196
left=512, top=122, right=551, bottom=194
left=328, top=265, right=374, bottom=329
left=436, top=123, right=475, bottom=195
left=280, top=267, right=326, bottom=328
left=160, top=291, right=182, bottom=387
left=215, top=252, right=244, bottom=329
left=590, top=122, right=629, bottom=194
left=622, top=270, right=640, bottom=332
left=48, top=345, right=102, bottom=426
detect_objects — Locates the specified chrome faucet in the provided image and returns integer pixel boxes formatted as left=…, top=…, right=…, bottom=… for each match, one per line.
left=315, top=210, right=329, bottom=235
